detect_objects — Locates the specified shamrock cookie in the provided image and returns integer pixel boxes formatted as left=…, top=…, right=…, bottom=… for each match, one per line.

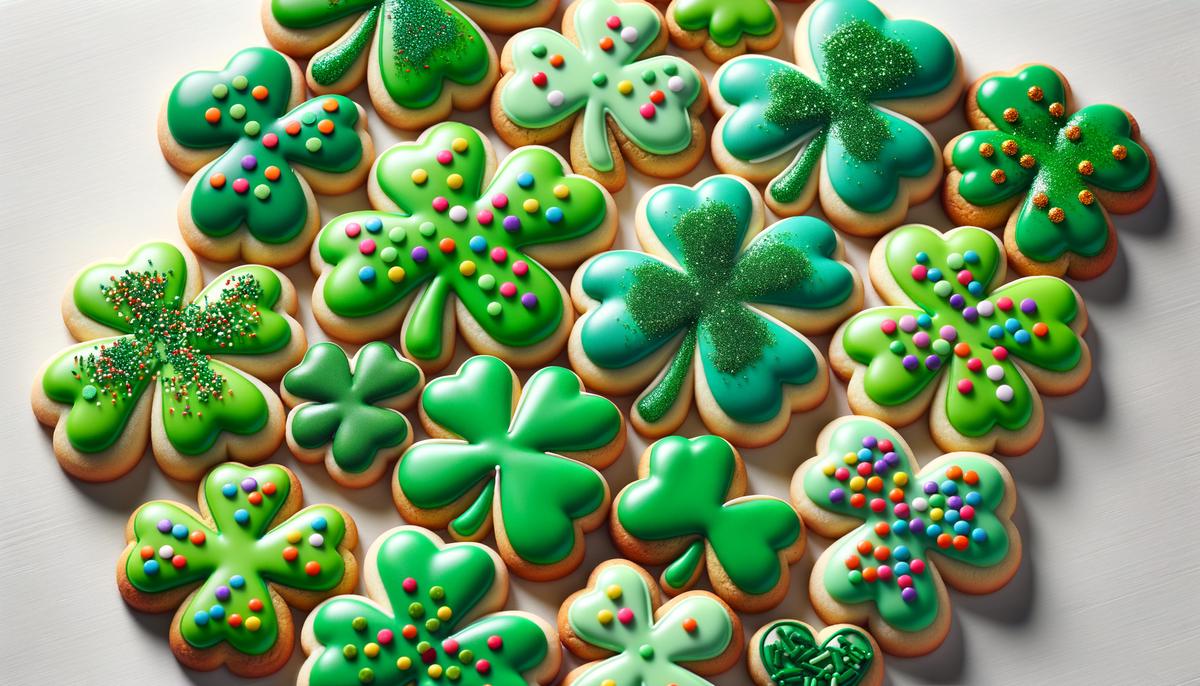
left=159, top=47, right=372, bottom=267
left=299, top=526, right=561, bottom=686
left=559, top=560, right=743, bottom=686
left=664, top=0, right=793, bottom=63
left=830, top=224, right=1091, bottom=456
left=117, top=463, right=358, bottom=676
left=394, top=356, right=625, bottom=580
left=492, top=0, right=708, bottom=191
left=282, top=341, right=424, bottom=488
left=570, top=175, right=862, bottom=447
left=32, top=242, right=305, bottom=483
left=790, top=416, right=1021, bottom=656
left=711, top=0, right=963, bottom=235
left=311, top=122, right=617, bottom=372
left=612, top=435, right=805, bottom=612
left=944, top=64, right=1157, bottom=279
left=748, top=620, right=883, bottom=686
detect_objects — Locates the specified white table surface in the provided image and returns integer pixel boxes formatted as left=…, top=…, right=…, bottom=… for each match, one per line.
left=2, top=0, right=1198, bottom=684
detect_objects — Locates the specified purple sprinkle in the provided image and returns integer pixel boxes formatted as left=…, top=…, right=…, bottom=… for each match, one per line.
left=1021, top=298, right=1037, bottom=314
left=939, top=325, right=957, bottom=341
left=157, top=519, right=173, bottom=534
left=884, top=451, right=899, bottom=466
left=925, top=355, right=941, bottom=370
left=902, top=354, right=919, bottom=371
left=962, top=306, right=978, bottom=322
left=241, top=477, right=257, bottom=492
left=924, top=481, right=939, bottom=495
left=949, top=293, right=965, bottom=309
left=520, top=293, right=538, bottom=308
left=909, top=518, right=925, bottom=534
left=947, top=495, right=964, bottom=510
left=503, top=216, right=521, bottom=232
left=912, top=331, right=930, bottom=348
left=411, top=246, right=429, bottom=262
left=862, top=436, right=878, bottom=449
left=901, top=587, right=918, bottom=603
left=241, top=155, right=257, bottom=171
left=829, top=488, right=845, bottom=503
left=873, top=460, right=888, bottom=474
left=215, top=586, right=231, bottom=602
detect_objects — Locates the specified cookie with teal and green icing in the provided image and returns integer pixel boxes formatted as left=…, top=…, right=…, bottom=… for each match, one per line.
left=663, top=0, right=789, bottom=63
left=830, top=224, right=1091, bottom=456
left=748, top=620, right=883, bottom=686
left=281, top=341, right=424, bottom=488
left=493, top=0, right=708, bottom=191
left=711, top=0, right=962, bottom=235
left=569, top=175, right=862, bottom=447
left=32, top=242, right=305, bottom=483
left=160, top=47, right=372, bottom=267
left=299, top=526, right=562, bottom=686
left=790, top=416, right=1021, bottom=656
left=117, top=462, right=359, bottom=676
left=944, top=63, right=1157, bottom=280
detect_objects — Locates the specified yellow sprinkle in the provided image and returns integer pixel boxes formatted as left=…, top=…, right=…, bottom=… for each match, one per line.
left=893, top=472, right=909, bottom=486
left=245, top=616, right=262, bottom=632
left=822, top=463, right=836, bottom=477
left=364, top=642, right=380, bottom=658
left=553, top=184, right=570, bottom=199
left=617, top=80, right=633, bottom=95
left=605, top=584, right=622, bottom=599
left=597, top=610, right=613, bottom=624
left=602, top=680, right=617, bottom=686
left=428, top=664, right=443, bottom=678
left=522, top=198, right=539, bottom=213
left=458, top=261, right=476, bottom=277
left=396, top=657, right=413, bottom=670
left=451, top=137, right=469, bottom=153
left=411, top=169, right=428, bottom=185
left=930, top=507, right=944, bottom=522
left=842, top=452, right=856, bottom=465
left=447, top=173, right=463, bottom=190
left=286, top=530, right=302, bottom=544
left=437, top=606, right=452, bottom=621
left=388, top=266, right=406, bottom=283
left=849, top=476, right=865, bottom=492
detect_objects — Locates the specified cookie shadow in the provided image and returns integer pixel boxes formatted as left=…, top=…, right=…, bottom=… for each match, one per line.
left=1044, top=322, right=1107, bottom=424
left=1004, top=420, right=1062, bottom=487
left=889, top=606, right=966, bottom=683
left=1116, top=174, right=1171, bottom=238
left=1072, top=239, right=1131, bottom=305
left=62, top=441, right=154, bottom=511
left=954, top=499, right=1037, bottom=627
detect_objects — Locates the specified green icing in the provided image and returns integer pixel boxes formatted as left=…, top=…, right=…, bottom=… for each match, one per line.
left=672, top=0, right=778, bottom=47
left=500, top=0, right=702, bottom=172
left=304, top=527, right=552, bottom=686
left=578, top=176, right=857, bottom=425
left=310, top=4, right=380, bottom=86
left=801, top=417, right=1014, bottom=632
left=316, top=122, right=609, bottom=363
left=282, top=341, right=421, bottom=475
left=616, top=435, right=802, bottom=596
left=757, top=621, right=875, bottom=686
left=395, top=356, right=621, bottom=567
left=122, top=463, right=350, bottom=655
left=166, top=47, right=366, bottom=244
left=567, top=563, right=735, bottom=686
left=839, top=225, right=1085, bottom=438
left=40, top=243, right=292, bottom=457
left=951, top=64, right=1153, bottom=262
left=715, top=0, right=957, bottom=212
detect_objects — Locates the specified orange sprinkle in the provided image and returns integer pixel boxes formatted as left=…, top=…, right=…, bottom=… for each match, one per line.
left=204, top=107, right=221, bottom=124
left=954, top=342, right=971, bottom=357
left=946, top=465, right=964, bottom=480
left=285, top=121, right=301, bottom=136
left=857, top=540, right=874, bottom=556
left=209, top=173, right=226, bottom=189
left=862, top=567, right=878, bottom=583
left=964, top=470, right=980, bottom=485
left=599, top=37, right=614, bottom=50
left=318, top=119, right=335, bottom=134
left=549, top=54, right=564, bottom=67
left=323, top=98, right=339, bottom=112
left=264, top=165, right=281, bottom=181
left=845, top=556, right=860, bottom=570
left=866, top=476, right=883, bottom=492
left=873, top=546, right=891, bottom=561
left=251, top=85, right=269, bottom=100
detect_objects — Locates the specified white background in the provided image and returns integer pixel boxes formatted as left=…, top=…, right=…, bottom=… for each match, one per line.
left=2, top=0, right=1198, bottom=684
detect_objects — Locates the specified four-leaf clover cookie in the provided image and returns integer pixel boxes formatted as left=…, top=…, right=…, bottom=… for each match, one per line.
left=282, top=341, right=425, bottom=488
left=312, top=122, right=617, bottom=372
left=394, top=355, right=625, bottom=580
left=748, top=620, right=883, bottom=686
left=32, top=242, right=305, bottom=482
left=790, top=416, right=1021, bottom=656
left=117, top=462, right=358, bottom=676
left=570, top=175, right=862, bottom=447
left=664, top=0, right=794, bottom=63
left=830, top=224, right=1091, bottom=456
left=160, top=47, right=373, bottom=267
left=494, top=0, right=708, bottom=191
left=711, top=0, right=963, bottom=235
left=559, top=560, right=743, bottom=686
left=612, top=435, right=805, bottom=612
left=944, top=63, right=1157, bottom=279
left=299, top=526, right=561, bottom=686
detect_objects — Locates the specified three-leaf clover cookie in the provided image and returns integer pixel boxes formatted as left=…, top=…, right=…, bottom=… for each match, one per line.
left=282, top=341, right=425, bottom=488
left=494, top=0, right=708, bottom=191
left=944, top=63, right=1157, bottom=279
left=560, top=560, right=743, bottom=686
left=117, top=462, right=358, bottom=676
left=160, top=47, right=373, bottom=267
left=790, top=416, right=1021, bottom=656
left=664, top=0, right=792, bottom=62
left=612, top=435, right=805, bottom=612
left=830, top=224, right=1091, bottom=456
left=570, top=175, right=862, bottom=447
left=312, top=122, right=617, bottom=372
left=711, top=0, right=963, bottom=234
left=394, top=355, right=625, bottom=580
left=299, top=526, right=561, bottom=686
left=748, top=620, right=883, bottom=686
left=32, top=242, right=305, bottom=482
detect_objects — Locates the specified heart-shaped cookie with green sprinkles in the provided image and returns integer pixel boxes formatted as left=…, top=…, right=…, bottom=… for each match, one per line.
left=748, top=620, right=882, bottom=686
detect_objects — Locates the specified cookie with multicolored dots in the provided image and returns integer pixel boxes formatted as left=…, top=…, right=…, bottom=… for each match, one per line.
left=748, top=620, right=883, bottom=686
left=791, top=416, right=1021, bottom=656
left=558, top=559, right=743, bottom=686
left=492, top=0, right=708, bottom=191
left=299, top=526, right=562, bottom=686
left=117, top=462, right=359, bottom=676
left=310, top=121, right=617, bottom=372
left=830, top=224, right=1091, bottom=456
left=943, top=63, right=1157, bottom=279
left=159, top=46, right=373, bottom=267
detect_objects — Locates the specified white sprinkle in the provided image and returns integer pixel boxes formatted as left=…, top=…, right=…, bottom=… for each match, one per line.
left=158, top=545, right=174, bottom=559
left=309, top=533, right=325, bottom=547
left=449, top=205, right=468, bottom=223
left=986, top=365, right=1004, bottom=381
left=995, top=384, right=1014, bottom=402
left=546, top=90, right=565, bottom=107
left=621, top=26, right=639, bottom=43
left=977, top=300, right=995, bottom=317
left=667, top=75, right=685, bottom=92
left=912, top=497, right=928, bottom=512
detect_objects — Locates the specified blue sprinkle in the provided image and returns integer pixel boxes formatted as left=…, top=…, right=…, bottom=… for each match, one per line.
left=857, top=448, right=873, bottom=461
left=966, top=492, right=982, bottom=506
left=895, top=561, right=910, bottom=575
left=972, top=528, right=988, bottom=543
left=894, top=546, right=911, bottom=561
left=988, top=325, right=1004, bottom=339
left=917, top=314, right=932, bottom=328
left=1005, top=318, right=1021, bottom=333
left=964, top=250, right=980, bottom=264
left=230, top=575, right=245, bottom=589
left=469, top=235, right=487, bottom=253
left=143, top=560, right=160, bottom=575
left=209, top=605, right=226, bottom=620
left=954, top=520, right=971, bottom=535
left=915, top=251, right=929, bottom=264
left=941, top=480, right=958, bottom=495
left=891, top=520, right=909, bottom=536
left=927, top=268, right=943, bottom=282
left=517, top=172, right=534, bottom=188
left=968, top=281, right=984, bottom=296
left=234, top=509, right=250, bottom=525
left=194, top=611, right=210, bottom=626
left=926, top=524, right=942, bottom=538
left=172, top=524, right=188, bottom=539
left=311, top=516, right=328, bottom=532
left=1015, top=330, right=1032, bottom=345
left=545, top=207, right=564, bottom=224
left=944, top=509, right=960, bottom=523
left=365, top=217, right=383, bottom=233
left=358, top=266, right=376, bottom=283
left=222, top=483, right=237, bottom=498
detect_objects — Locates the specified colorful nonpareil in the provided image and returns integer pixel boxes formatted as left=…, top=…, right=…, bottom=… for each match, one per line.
left=613, top=435, right=804, bottom=611
left=33, top=242, right=302, bottom=482
left=282, top=342, right=424, bottom=487
left=712, top=0, right=960, bottom=233
left=665, top=0, right=790, bottom=62
left=561, top=561, right=741, bottom=686
left=571, top=175, right=860, bottom=446
left=299, top=527, right=560, bottom=686
left=118, top=463, right=357, bottom=676
left=496, top=0, right=706, bottom=189
left=394, top=356, right=624, bottom=580
left=831, top=224, right=1090, bottom=455
left=750, top=621, right=880, bottom=686
left=945, top=64, right=1155, bottom=279
left=162, top=47, right=370, bottom=266
left=312, top=122, right=615, bottom=371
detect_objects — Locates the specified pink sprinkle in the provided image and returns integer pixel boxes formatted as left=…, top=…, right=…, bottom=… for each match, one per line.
left=490, top=247, right=508, bottom=263
left=512, top=260, right=529, bottom=276
left=492, top=194, right=508, bottom=208
left=617, top=608, right=634, bottom=625
left=262, top=133, right=279, bottom=149
left=912, top=332, right=930, bottom=348
left=957, top=269, right=972, bottom=285
left=957, top=379, right=974, bottom=394
left=232, top=178, right=249, bottom=194
left=911, top=265, right=927, bottom=281
left=499, top=282, right=517, bottom=298
left=475, top=659, right=491, bottom=674
left=606, top=15, right=621, bottom=28
left=639, top=103, right=655, bottom=119
left=967, top=358, right=983, bottom=372
left=432, top=196, right=450, bottom=212
left=487, top=635, right=502, bottom=650
left=898, top=574, right=913, bottom=588
left=992, top=346, right=1009, bottom=361
left=834, top=467, right=850, bottom=481
left=442, top=639, right=460, bottom=655
left=997, top=297, right=1014, bottom=311
left=959, top=505, right=975, bottom=520
left=344, top=222, right=361, bottom=238
left=877, top=565, right=893, bottom=581
left=377, top=629, right=394, bottom=645
left=437, top=150, right=453, bottom=165
left=911, top=559, right=926, bottom=574
left=477, top=210, right=494, bottom=225
left=402, top=577, right=417, bottom=593
left=359, top=239, right=376, bottom=255
left=893, top=503, right=910, bottom=519
left=880, top=319, right=897, bottom=335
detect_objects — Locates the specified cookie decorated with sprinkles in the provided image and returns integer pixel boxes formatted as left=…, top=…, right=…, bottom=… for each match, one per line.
left=747, top=619, right=883, bottom=686
left=117, top=462, right=359, bottom=677
left=159, top=47, right=373, bottom=267
left=310, top=121, right=617, bottom=372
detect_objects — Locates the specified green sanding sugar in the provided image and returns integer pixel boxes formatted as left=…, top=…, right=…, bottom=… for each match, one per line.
left=820, top=19, right=918, bottom=100
left=626, top=262, right=700, bottom=340
left=770, top=128, right=828, bottom=203
left=388, top=0, right=464, bottom=69
left=730, top=236, right=813, bottom=300
left=764, top=69, right=833, bottom=128
left=635, top=328, right=696, bottom=423
left=673, top=198, right=742, bottom=277
left=311, top=4, right=380, bottom=86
